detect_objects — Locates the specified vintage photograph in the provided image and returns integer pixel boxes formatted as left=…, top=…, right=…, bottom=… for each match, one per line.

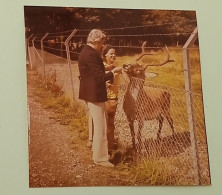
left=24, top=6, right=211, bottom=187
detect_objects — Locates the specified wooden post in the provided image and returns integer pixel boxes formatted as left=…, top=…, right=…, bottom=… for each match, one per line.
left=41, top=33, right=49, bottom=79
left=182, top=27, right=201, bottom=185
left=65, top=29, right=77, bottom=101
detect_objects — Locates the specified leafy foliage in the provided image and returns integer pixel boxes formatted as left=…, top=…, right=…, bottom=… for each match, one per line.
left=24, top=6, right=197, bottom=46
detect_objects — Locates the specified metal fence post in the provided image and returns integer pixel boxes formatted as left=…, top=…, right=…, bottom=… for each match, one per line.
left=32, top=36, right=37, bottom=47
left=30, top=36, right=37, bottom=70
left=65, top=29, right=77, bottom=101
left=41, top=33, right=49, bottom=79
left=27, top=34, right=33, bottom=68
left=182, top=27, right=201, bottom=185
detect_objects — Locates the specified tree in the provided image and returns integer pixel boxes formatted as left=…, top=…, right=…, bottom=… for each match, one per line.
left=24, top=6, right=197, bottom=46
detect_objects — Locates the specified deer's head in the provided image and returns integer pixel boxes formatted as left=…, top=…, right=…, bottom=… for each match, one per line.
left=123, top=41, right=174, bottom=80
left=123, top=63, right=146, bottom=80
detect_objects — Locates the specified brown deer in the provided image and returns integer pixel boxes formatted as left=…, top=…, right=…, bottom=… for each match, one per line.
left=122, top=41, right=174, bottom=151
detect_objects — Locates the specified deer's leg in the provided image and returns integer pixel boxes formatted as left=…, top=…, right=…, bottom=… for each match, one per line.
left=136, top=120, right=144, bottom=153
left=165, top=113, right=174, bottom=134
left=162, top=92, right=174, bottom=135
left=157, top=115, right=164, bottom=140
left=128, top=119, right=136, bottom=150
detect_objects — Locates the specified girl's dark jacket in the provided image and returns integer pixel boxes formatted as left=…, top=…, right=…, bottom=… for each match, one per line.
left=78, top=45, right=114, bottom=102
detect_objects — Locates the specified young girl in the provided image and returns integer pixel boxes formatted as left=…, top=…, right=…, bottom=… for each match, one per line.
left=103, top=46, right=120, bottom=154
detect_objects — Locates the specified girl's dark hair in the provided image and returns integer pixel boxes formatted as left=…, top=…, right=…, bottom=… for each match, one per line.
left=102, top=45, right=114, bottom=62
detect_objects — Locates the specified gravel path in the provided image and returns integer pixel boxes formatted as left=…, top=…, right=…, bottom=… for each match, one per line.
left=27, top=71, right=132, bottom=187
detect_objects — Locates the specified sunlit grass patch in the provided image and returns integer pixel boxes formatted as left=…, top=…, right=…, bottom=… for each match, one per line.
left=129, top=157, right=174, bottom=185
left=115, top=46, right=202, bottom=93
left=33, top=72, right=88, bottom=140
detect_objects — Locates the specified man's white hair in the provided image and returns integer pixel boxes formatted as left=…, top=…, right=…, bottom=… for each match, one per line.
left=87, top=29, right=106, bottom=44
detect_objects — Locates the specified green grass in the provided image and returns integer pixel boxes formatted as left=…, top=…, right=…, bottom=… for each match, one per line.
left=124, top=156, right=196, bottom=185
left=34, top=73, right=88, bottom=140
left=129, top=158, right=173, bottom=185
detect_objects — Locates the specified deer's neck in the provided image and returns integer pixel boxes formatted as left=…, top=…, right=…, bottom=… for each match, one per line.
left=128, top=77, right=145, bottom=101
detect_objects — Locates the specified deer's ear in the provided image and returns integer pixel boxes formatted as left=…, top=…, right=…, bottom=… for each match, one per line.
left=123, top=64, right=131, bottom=72
left=123, top=64, right=128, bottom=69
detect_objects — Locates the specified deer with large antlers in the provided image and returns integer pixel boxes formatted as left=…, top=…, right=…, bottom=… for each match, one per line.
left=122, top=41, right=174, bottom=151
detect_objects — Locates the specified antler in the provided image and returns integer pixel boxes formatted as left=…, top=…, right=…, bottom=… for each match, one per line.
left=142, top=45, right=174, bottom=71
left=135, top=41, right=154, bottom=62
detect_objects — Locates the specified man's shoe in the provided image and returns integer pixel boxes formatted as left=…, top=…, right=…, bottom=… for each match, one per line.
left=94, top=161, right=115, bottom=167
left=109, top=150, right=122, bottom=165
left=87, top=140, right=92, bottom=148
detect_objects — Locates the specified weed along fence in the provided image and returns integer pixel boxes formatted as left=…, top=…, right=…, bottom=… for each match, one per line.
left=26, top=26, right=210, bottom=185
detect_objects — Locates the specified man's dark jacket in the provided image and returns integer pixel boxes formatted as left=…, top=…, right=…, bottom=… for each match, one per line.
left=78, top=45, right=114, bottom=102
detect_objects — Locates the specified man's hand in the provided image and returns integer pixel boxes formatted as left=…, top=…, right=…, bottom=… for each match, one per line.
left=112, top=67, right=122, bottom=74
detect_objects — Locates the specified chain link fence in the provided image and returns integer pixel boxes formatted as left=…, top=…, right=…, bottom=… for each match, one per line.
left=114, top=74, right=210, bottom=185
left=29, top=48, right=85, bottom=106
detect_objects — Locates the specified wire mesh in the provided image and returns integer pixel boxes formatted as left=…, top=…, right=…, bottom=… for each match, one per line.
left=29, top=48, right=84, bottom=105
left=114, top=73, right=210, bottom=185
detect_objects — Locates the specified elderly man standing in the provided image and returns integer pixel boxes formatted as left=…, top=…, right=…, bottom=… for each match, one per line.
left=78, top=29, right=122, bottom=167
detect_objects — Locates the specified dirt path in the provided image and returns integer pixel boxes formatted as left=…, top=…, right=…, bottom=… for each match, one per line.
left=28, top=71, right=132, bottom=187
